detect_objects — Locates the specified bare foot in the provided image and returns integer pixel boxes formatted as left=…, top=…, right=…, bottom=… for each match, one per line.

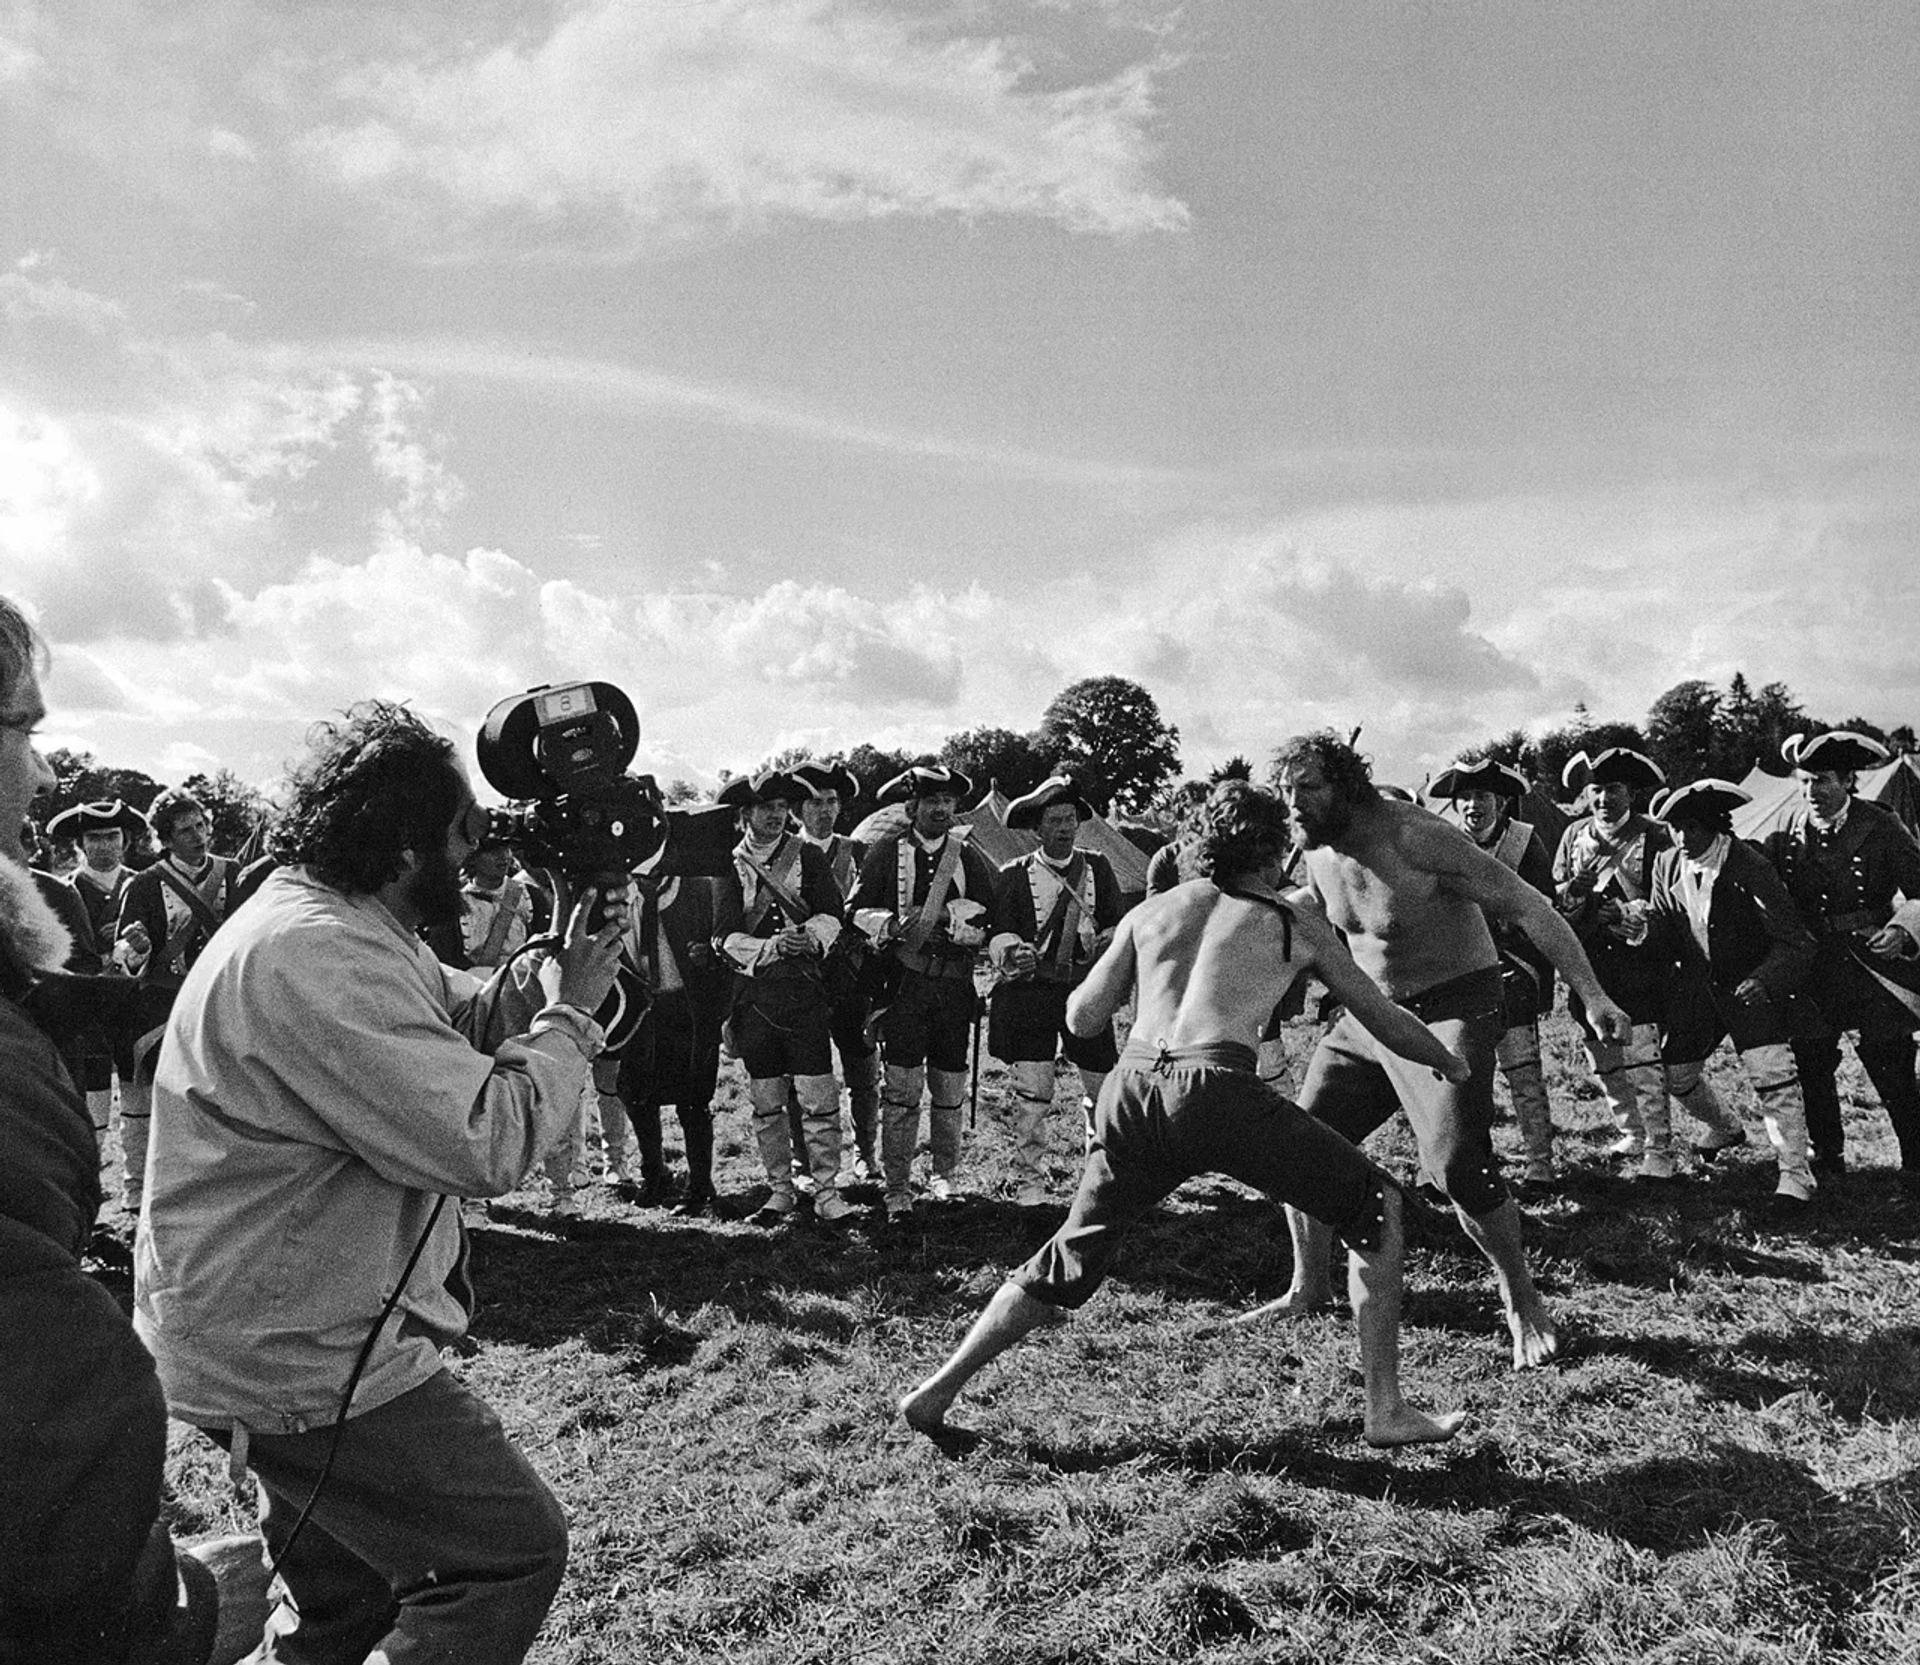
left=1364, top=1405, right=1467, bottom=1448
left=899, top=1385, right=984, bottom=1452
left=898, top=1381, right=951, bottom=1437
left=1507, top=1301, right=1560, bottom=1369
left=1229, top=1286, right=1333, bottom=1327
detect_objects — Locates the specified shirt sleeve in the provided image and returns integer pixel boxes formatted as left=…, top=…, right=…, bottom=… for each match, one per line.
left=245, top=927, right=590, bottom=1197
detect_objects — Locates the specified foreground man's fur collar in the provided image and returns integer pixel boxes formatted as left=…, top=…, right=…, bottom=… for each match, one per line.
left=0, top=854, right=75, bottom=978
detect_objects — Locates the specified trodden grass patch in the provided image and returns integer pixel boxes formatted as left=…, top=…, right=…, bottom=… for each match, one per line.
left=133, top=1008, right=1920, bottom=1663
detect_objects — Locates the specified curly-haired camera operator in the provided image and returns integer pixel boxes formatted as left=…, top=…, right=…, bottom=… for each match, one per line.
left=133, top=699, right=629, bottom=1665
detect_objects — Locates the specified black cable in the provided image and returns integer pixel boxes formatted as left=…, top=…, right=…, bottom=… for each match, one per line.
left=261, top=1192, right=449, bottom=1582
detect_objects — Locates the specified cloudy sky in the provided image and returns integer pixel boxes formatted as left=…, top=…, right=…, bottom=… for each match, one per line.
left=3, top=0, right=1915, bottom=799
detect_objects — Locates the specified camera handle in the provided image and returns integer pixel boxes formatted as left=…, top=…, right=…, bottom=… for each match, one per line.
left=533, top=866, right=630, bottom=936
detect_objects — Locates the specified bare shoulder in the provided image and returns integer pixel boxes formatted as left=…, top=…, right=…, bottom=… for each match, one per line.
left=1384, top=800, right=1476, bottom=871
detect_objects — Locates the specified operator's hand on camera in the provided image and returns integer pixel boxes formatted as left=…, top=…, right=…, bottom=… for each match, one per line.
left=542, top=886, right=629, bottom=1012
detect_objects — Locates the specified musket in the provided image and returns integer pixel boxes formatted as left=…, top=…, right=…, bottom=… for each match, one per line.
left=968, top=992, right=983, bottom=1129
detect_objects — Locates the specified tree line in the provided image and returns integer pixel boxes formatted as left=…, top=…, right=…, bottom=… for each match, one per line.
left=32, top=750, right=271, bottom=863
left=34, top=669, right=1913, bottom=863
left=700, top=675, right=1186, bottom=821
left=1457, top=673, right=1914, bottom=799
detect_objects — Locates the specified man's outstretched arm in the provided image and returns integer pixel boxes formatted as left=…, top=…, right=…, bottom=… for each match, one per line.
left=1421, top=822, right=1631, bottom=1040
left=1066, top=915, right=1138, bottom=1038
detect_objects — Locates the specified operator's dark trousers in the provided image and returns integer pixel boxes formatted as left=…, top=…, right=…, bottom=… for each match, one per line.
left=215, top=1369, right=567, bottom=1665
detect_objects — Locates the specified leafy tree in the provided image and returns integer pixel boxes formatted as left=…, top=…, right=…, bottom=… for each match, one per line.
left=938, top=726, right=1058, bottom=798
left=1037, top=676, right=1181, bottom=816
left=754, top=743, right=820, bottom=776
left=1748, top=682, right=1811, bottom=772
left=1712, top=672, right=1762, bottom=776
left=1470, top=730, right=1531, bottom=768
left=181, top=770, right=272, bottom=859
left=1646, top=680, right=1722, bottom=784
left=35, top=747, right=164, bottom=828
left=1888, top=724, right=1916, bottom=757
left=661, top=778, right=703, bottom=805
left=841, top=743, right=916, bottom=807
left=1530, top=718, right=1650, bottom=801
left=1208, top=756, right=1254, bottom=783
left=1829, top=716, right=1890, bottom=747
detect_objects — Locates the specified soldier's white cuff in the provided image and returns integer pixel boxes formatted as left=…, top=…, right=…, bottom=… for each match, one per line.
left=852, top=908, right=895, bottom=942
left=804, top=913, right=842, bottom=951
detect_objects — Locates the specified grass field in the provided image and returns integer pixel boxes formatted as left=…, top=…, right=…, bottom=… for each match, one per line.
left=136, top=1007, right=1920, bottom=1664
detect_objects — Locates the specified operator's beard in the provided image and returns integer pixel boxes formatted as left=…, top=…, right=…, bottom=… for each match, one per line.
left=410, top=844, right=468, bottom=930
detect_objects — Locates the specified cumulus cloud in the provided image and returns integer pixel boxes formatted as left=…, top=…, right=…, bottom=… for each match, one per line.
left=295, top=0, right=1186, bottom=252
left=0, top=267, right=464, bottom=640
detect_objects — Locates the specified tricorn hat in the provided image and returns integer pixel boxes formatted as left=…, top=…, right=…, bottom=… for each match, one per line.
left=788, top=759, right=858, bottom=803
left=46, top=798, right=147, bottom=840
left=1005, top=775, right=1094, bottom=831
left=1428, top=758, right=1530, bottom=802
left=1782, top=730, right=1889, bottom=775
left=1650, top=779, right=1752, bottom=826
left=1562, top=747, right=1665, bottom=795
left=718, top=769, right=808, bottom=809
left=875, top=762, right=973, bottom=808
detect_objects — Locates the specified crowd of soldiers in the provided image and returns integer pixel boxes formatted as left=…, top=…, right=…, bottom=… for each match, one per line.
left=1428, top=734, right=1920, bottom=1210
left=35, top=724, right=1920, bottom=1241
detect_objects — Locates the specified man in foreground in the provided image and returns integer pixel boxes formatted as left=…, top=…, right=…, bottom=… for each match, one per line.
left=900, top=781, right=1468, bottom=1450
left=135, top=701, right=628, bottom=1665
left=1274, top=733, right=1634, bottom=1369
left=1, top=595, right=267, bottom=1664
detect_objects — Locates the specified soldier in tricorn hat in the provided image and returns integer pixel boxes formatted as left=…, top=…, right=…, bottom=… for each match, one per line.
left=1762, top=731, right=1920, bottom=1187
left=714, top=769, right=858, bottom=1225
left=46, top=799, right=147, bottom=1149
left=1552, top=748, right=1746, bottom=1179
left=787, top=759, right=879, bottom=1182
left=986, top=775, right=1125, bottom=1205
left=1427, top=759, right=1559, bottom=1187
left=1642, top=780, right=1819, bottom=1208
left=848, top=762, right=1005, bottom=1222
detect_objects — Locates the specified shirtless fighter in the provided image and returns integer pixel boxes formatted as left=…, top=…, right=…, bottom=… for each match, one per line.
left=900, top=781, right=1469, bottom=1450
left=1272, top=732, right=1632, bottom=1369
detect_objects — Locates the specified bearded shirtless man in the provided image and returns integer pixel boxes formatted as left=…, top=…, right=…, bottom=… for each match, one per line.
left=1272, top=733, right=1632, bottom=1369
left=900, top=781, right=1469, bottom=1450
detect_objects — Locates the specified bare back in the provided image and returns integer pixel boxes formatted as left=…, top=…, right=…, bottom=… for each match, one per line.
left=1298, top=800, right=1498, bottom=998
left=1114, top=881, right=1306, bottom=1051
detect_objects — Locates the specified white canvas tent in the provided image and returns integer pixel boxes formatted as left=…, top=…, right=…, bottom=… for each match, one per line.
left=850, top=790, right=1153, bottom=898
left=1732, top=757, right=1920, bottom=842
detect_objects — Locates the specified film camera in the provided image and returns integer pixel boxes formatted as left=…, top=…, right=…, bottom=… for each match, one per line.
left=478, top=682, right=663, bottom=893
left=475, top=680, right=735, bottom=1045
